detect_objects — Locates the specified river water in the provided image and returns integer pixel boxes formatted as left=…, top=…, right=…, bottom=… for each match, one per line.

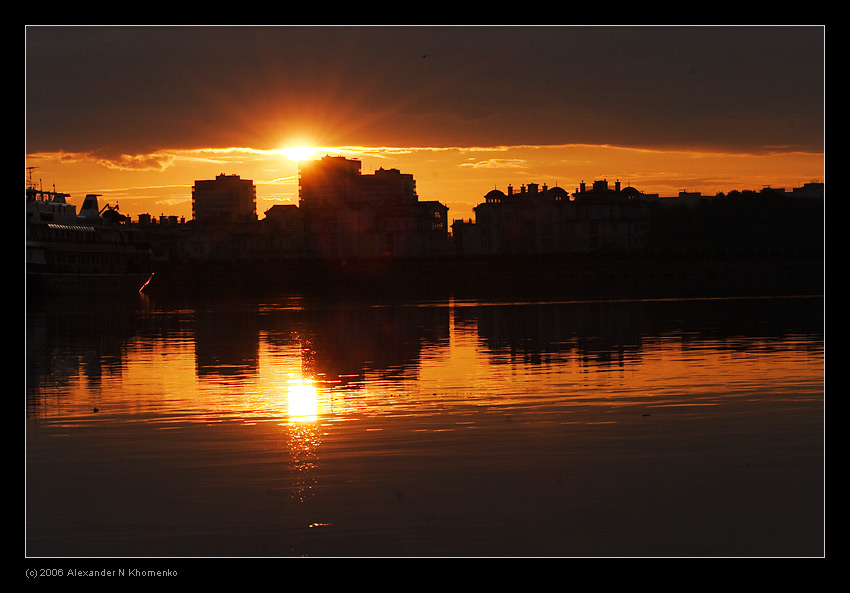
left=25, top=292, right=824, bottom=557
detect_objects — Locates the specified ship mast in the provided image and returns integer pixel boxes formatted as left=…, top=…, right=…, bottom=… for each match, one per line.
left=26, top=166, right=37, bottom=190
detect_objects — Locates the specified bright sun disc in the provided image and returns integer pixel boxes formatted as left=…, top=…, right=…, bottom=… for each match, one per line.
left=281, top=145, right=319, bottom=162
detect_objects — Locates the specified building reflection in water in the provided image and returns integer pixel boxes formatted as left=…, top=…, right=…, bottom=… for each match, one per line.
left=25, top=294, right=824, bottom=556
left=26, top=295, right=824, bottom=422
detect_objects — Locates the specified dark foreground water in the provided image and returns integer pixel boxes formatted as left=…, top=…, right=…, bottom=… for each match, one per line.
left=26, top=292, right=824, bottom=557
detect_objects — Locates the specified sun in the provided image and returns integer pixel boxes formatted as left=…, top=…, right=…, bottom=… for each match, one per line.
left=281, top=145, right=321, bottom=163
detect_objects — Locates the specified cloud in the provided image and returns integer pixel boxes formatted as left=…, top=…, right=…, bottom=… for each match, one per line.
left=459, top=158, right=527, bottom=169
left=25, top=26, right=824, bottom=158
left=98, top=153, right=177, bottom=172
left=27, top=150, right=176, bottom=172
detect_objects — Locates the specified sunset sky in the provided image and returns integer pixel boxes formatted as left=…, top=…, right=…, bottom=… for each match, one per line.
left=25, top=25, right=824, bottom=222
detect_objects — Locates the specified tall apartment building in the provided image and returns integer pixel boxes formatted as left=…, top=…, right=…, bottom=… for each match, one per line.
left=298, top=156, right=417, bottom=209
left=192, top=174, right=258, bottom=224
left=296, top=155, right=447, bottom=259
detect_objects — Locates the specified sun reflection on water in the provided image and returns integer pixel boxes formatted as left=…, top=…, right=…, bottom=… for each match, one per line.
left=287, top=378, right=319, bottom=423
left=282, top=377, right=325, bottom=503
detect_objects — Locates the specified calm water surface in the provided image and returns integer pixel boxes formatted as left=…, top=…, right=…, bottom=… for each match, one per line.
left=26, top=293, right=824, bottom=557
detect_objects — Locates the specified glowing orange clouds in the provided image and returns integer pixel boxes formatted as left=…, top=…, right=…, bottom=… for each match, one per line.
left=25, top=143, right=824, bottom=224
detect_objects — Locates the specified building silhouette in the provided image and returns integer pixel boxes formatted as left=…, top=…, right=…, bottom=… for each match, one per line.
left=262, top=203, right=306, bottom=258
left=297, top=155, right=448, bottom=259
left=134, top=167, right=821, bottom=270
left=453, top=179, right=650, bottom=255
left=192, top=174, right=258, bottom=224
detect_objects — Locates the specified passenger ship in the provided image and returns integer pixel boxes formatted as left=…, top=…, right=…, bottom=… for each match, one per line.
left=25, top=176, right=152, bottom=294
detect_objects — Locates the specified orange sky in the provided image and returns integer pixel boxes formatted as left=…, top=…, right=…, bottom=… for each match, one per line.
left=25, top=142, right=824, bottom=223
left=25, top=26, right=825, bottom=223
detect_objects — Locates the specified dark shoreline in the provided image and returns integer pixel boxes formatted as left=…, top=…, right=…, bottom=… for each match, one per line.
left=142, top=251, right=824, bottom=302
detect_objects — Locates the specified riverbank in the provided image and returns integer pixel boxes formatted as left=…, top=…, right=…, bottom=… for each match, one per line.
left=142, top=251, right=824, bottom=301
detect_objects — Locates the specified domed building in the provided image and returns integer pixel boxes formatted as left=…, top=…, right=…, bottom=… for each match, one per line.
left=545, top=185, right=571, bottom=201
left=460, top=179, right=650, bottom=255
left=484, top=188, right=507, bottom=204
left=620, top=185, right=644, bottom=200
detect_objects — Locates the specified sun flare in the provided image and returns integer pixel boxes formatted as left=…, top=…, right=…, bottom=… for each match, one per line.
left=281, top=145, right=321, bottom=163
